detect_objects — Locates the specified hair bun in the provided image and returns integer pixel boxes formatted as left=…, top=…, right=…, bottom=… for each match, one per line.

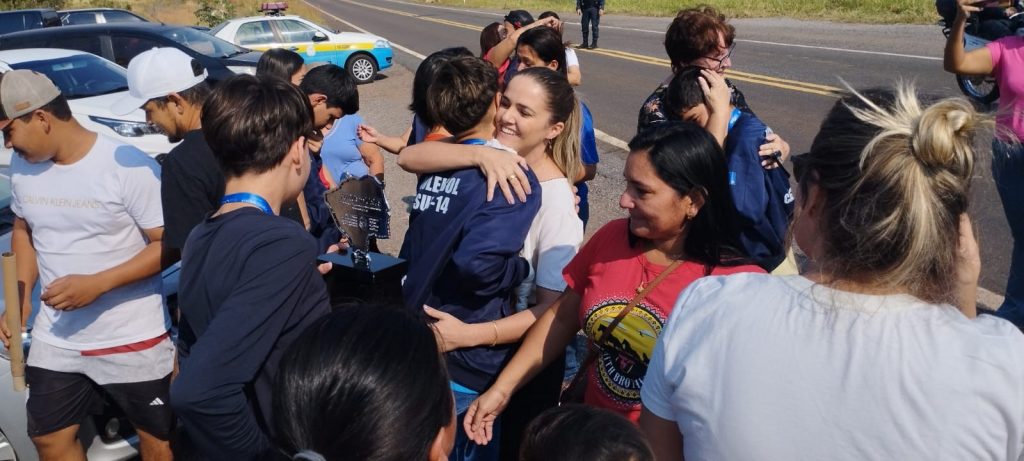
left=910, top=99, right=976, bottom=170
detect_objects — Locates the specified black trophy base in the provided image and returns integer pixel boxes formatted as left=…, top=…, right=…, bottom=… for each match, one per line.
left=318, top=249, right=407, bottom=307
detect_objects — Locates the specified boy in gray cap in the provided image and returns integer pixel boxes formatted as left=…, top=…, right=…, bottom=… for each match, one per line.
left=0, top=70, right=172, bottom=459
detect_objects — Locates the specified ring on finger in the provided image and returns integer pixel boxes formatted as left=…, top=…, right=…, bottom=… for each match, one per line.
left=507, top=174, right=517, bottom=181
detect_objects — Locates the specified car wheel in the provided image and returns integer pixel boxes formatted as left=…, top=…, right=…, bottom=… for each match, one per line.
left=0, top=430, right=18, bottom=461
left=347, top=54, right=378, bottom=84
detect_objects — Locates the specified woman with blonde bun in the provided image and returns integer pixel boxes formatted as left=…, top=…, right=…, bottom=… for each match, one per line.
left=639, top=85, right=1024, bottom=461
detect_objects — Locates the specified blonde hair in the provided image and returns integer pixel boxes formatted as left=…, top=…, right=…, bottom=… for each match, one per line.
left=551, top=98, right=582, bottom=183
left=799, top=83, right=989, bottom=304
left=514, top=67, right=582, bottom=182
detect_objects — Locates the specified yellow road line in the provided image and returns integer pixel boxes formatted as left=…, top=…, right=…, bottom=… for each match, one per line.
left=337, top=0, right=843, bottom=98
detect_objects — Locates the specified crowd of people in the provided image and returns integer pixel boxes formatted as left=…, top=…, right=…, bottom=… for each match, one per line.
left=0, top=1, right=1021, bottom=460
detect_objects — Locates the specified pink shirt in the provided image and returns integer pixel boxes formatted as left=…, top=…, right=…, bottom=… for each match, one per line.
left=987, top=36, right=1024, bottom=139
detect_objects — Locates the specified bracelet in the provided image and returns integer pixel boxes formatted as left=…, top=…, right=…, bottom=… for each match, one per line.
left=489, top=321, right=499, bottom=347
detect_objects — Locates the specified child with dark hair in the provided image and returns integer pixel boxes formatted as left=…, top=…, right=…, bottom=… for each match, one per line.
left=662, top=66, right=794, bottom=271
left=295, top=64, right=355, bottom=249
left=273, top=305, right=455, bottom=461
left=399, top=56, right=541, bottom=461
left=536, top=11, right=582, bottom=86
left=257, top=48, right=308, bottom=85
left=520, top=405, right=653, bottom=461
left=480, top=22, right=505, bottom=57
left=357, top=47, right=474, bottom=155
left=171, top=75, right=332, bottom=460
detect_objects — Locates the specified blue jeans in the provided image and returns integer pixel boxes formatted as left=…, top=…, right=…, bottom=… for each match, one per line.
left=450, top=386, right=501, bottom=461
left=581, top=7, right=600, bottom=43
left=993, top=141, right=1024, bottom=326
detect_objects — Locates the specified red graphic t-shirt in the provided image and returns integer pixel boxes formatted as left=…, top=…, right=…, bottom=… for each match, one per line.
left=563, top=219, right=762, bottom=422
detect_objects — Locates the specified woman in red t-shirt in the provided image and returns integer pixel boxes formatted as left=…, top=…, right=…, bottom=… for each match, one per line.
left=463, top=122, right=764, bottom=442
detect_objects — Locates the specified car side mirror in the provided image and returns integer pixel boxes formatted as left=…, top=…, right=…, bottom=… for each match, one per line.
left=313, top=31, right=328, bottom=42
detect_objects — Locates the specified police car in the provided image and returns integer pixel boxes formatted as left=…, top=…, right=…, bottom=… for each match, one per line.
left=210, top=3, right=393, bottom=84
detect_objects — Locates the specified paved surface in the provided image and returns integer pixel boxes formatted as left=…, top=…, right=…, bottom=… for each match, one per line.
left=311, top=0, right=1012, bottom=306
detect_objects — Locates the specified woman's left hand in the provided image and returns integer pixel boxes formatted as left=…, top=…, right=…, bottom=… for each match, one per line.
left=424, top=306, right=478, bottom=352
left=316, top=236, right=350, bottom=275
left=759, top=132, right=791, bottom=169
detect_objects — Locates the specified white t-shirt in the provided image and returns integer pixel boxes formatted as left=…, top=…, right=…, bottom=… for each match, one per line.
left=520, top=178, right=582, bottom=297
left=11, top=135, right=168, bottom=350
left=565, top=47, right=580, bottom=68
left=642, top=274, right=1024, bottom=461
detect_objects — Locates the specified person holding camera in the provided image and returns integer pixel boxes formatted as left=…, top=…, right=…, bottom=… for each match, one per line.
left=945, top=0, right=1024, bottom=328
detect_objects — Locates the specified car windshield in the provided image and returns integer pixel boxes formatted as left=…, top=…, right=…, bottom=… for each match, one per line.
left=160, top=26, right=247, bottom=58
left=10, top=54, right=128, bottom=100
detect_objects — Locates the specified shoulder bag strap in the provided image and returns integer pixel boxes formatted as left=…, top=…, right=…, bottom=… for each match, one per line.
left=573, top=259, right=685, bottom=381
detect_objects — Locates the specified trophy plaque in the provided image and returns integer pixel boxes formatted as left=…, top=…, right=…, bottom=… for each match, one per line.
left=319, top=176, right=406, bottom=292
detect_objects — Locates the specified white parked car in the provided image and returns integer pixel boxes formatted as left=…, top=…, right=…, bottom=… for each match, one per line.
left=210, top=14, right=393, bottom=84
left=0, top=48, right=177, bottom=167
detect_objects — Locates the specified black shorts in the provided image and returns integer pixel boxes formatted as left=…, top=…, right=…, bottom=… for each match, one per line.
left=25, top=366, right=174, bottom=440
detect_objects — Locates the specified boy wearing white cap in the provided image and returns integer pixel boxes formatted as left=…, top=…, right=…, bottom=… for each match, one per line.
left=0, top=70, right=173, bottom=460
left=114, top=47, right=223, bottom=266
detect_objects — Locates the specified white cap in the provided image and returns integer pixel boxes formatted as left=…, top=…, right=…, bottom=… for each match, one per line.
left=112, top=47, right=208, bottom=115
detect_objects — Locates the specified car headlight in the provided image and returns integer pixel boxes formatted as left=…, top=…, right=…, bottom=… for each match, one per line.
left=89, top=116, right=163, bottom=137
left=227, top=65, right=257, bottom=75
left=375, top=39, right=390, bottom=49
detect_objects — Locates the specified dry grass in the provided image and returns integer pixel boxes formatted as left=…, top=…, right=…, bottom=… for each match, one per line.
left=65, top=0, right=323, bottom=26
left=416, top=0, right=935, bottom=24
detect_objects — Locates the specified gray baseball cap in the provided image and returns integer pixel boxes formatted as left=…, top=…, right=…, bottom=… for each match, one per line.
left=0, top=69, right=61, bottom=129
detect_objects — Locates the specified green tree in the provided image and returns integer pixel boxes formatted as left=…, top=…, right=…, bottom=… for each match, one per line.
left=193, top=0, right=235, bottom=26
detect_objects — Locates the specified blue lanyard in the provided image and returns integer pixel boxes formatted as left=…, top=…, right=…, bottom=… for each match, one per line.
left=727, top=108, right=742, bottom=131
left=459, top=138, right=488, bottom=145
left=221, top=193, right=273, bottom=215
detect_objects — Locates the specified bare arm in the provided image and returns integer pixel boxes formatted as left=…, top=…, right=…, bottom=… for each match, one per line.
left=578, top=164, right=597, bottom=182
left=567, top=65, right=582, bottom=86
left=639, top=408, right=685, bottom=461
left=956, top=214, right=980, bottom=318
left=40, top=227, right=163, bottom=311
left=296, top=191, right=311, bottom=230
left=486, top=17, right=560, bottom=68
left=1, top=217, right=37, bottom=347
left=427, top=287, right=562, bottom=350
left=944, top=0, right=995, bottom=74
left=359, top=141, right=385, bottom=177
left=398, top=141, right=532, bottom=203
left=358, top=124, right=411, bottom=155
left=462, top=290, right=582, bottom=444
left=700, top=69, right=731, bottom=148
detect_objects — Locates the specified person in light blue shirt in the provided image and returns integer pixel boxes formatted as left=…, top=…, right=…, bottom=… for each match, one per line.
left=321, top=113, right=384, bottom=184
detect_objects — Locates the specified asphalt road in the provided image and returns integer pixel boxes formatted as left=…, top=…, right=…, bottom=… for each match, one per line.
left=306, top=0, right=1013, bottom=305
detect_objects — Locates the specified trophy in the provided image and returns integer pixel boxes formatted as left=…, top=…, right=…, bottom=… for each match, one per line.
left=320, top=176, right=406, bottom=287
